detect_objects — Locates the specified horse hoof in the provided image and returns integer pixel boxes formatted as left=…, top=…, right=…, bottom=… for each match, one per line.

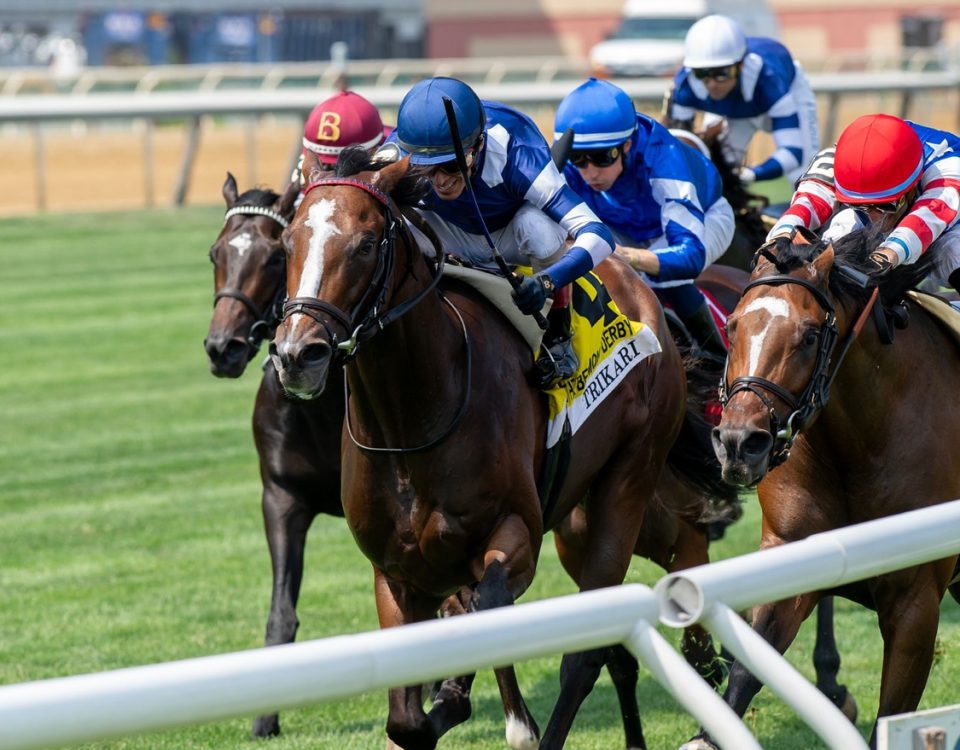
left=678, top=739, right=718, bottom=750
left=251, top=714, right=280, bottom=738
left=505, top=713, right=539, bottom=750
left=841, top=691, right=858, bottom=723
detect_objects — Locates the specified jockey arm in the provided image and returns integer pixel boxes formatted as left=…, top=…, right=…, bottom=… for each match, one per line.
left=766, top=147, right=838, bottom=240
left=748, top=90, right=806, bottom=182
left=880, top=158, right=960, bottom=265
left=515, top=145, right=615, bottom=287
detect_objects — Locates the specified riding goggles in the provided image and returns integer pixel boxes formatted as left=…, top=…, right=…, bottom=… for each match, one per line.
left=840, top=195, right=908, bottom=216
left=570, top=145, right=622, bottom=169
left=692, top=65, right=738, bottom=82
left=427, top=149, right=476, bottom=176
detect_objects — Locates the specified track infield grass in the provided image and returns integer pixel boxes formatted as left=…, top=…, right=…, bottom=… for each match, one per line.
left=1, top=203, right=959, bottom=750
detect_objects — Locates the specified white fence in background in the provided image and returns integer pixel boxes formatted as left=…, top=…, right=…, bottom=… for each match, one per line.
left=2, top=500, right=960, bottom=750
left=2, top=68, right=959, bottom=210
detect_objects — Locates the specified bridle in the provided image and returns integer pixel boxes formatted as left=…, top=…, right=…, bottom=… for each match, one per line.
left=213, top=204, right=291, bottom=355
left=719, top=265, right=879, bottom=468
left=280, top=177, right=446, bottom=363
left=281, top=176, right=470, bottom=455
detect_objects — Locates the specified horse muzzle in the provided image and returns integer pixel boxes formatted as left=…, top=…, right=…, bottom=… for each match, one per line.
left=204, top=331, right=254, bottom=378
left=270, top=338, right=333, bottom=400
left=711, top=424, right=774, bottom=487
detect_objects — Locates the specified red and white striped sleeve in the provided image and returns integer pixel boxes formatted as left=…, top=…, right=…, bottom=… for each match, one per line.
left=766, top=178, right=837, bottom=240
left=882, top=154, right=960, bottom=265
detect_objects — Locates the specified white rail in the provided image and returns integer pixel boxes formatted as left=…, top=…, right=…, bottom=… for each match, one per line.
left=1, top=500, right=959, bottom=750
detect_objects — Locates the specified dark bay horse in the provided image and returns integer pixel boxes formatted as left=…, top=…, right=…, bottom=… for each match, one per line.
left=703, top=229, right=960, bottom=748
left=204, top=173, right=347, bottom=738
left=272, top=149, right=738, bottom=750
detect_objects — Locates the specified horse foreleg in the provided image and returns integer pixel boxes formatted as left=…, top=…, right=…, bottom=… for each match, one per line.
left=375, top=567, right=444, bottom=750
left=541, top=475, right=654, bottom=750
left=813, top=596, right=857, bottom=721
left=432, top=518, right=540, bottom=749
left=869, top=568, right=945, bottom=747
left=252, top=484, right=314, bottom=738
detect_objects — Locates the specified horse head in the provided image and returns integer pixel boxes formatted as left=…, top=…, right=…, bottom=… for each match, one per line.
left=272, top=149, right=423, bottom=399
left=204, top=172, right=298, bottom=377
left=713, top=231, right=838, bottom=487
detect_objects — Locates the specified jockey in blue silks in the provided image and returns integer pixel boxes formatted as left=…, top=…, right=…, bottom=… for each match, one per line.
left=667, top=14, right=820, bottom=187
left=555, top=77, right=734, bottom=357
left=388, top=76, right=616, bottom=385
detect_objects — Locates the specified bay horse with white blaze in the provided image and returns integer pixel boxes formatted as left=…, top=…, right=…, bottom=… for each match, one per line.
left=272, top=149, right=737, bottom=750
left=700, top=228, right=960, bottom=748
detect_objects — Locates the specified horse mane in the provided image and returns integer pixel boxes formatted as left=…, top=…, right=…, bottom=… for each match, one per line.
left=335, top=146, right=432, bottom=208
left=764, top=226, right=936, bottom=307
left=236, top=187, right=283, bottom=207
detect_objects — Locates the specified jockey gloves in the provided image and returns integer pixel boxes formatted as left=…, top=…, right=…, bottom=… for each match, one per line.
left=555, top=78, right=636, bottom=150
left=396, top=77, right=486, bottom=166
left=834, top=114, right=924, bottom=204
left=302, top=91, right=390, bottom=166
left=683, top=15, right=747, bottom=69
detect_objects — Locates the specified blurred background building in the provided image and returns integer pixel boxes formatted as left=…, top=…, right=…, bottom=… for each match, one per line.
left=0, top=0, right=958, bottom=70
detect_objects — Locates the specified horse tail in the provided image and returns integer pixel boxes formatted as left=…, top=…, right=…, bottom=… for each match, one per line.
left=666, top=352, right=743, bottom=531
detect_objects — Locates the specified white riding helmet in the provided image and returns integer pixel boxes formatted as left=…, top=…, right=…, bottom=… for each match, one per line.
left=683, top=15, right=747, bottom=69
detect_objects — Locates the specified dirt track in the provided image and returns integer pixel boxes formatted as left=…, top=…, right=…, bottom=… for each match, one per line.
left=0, top=119, right=304, bottom=216
left=1, top=92, right=956, bottom=217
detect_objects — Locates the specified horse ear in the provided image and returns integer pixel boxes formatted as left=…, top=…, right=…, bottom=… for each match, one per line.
left=371, top=155, right=411, bottom=194
left=302, top=150, right=324, bottom=184
left=278, top=179, right=299, bottom=217
left=223, top=172, right=239, bottom=207
left=812, top=243, right=836, bottom=280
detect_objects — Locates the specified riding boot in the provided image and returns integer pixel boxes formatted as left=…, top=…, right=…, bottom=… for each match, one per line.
left=536, top=296, right=579, bottom=388
left=682, top=301, right=728, bottom=361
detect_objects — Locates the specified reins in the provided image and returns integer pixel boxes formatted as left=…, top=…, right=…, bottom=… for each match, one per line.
left=282, top=177, right=446, bottom=362
left=283, top=176, right=471, bottom=454
left=720, top=270, right=880, bottom=467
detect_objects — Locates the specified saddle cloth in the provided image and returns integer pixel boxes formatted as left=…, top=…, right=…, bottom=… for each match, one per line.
left=440, top=264, right=661, bottom=449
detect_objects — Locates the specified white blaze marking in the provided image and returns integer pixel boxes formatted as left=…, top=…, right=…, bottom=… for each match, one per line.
left=743, top=297, right=790, bottom=375
left=296, top=198, right=340, bottom=298
left=228, top=232, right=252, bottom=257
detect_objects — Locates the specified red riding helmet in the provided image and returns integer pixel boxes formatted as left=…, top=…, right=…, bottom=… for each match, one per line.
left=833, top=114, right=924, bottom=204
left=302, top=91, right=390, bottom=165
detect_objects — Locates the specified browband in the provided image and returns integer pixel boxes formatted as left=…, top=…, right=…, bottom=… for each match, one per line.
left=302, top=178, right=389, bottom=207
left=223, top=205, right=289, bottom=228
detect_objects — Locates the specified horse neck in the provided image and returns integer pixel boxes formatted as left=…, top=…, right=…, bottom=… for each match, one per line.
left=347, top=230, right=468, bottom=442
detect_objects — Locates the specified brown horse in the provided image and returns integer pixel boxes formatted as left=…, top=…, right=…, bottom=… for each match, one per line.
left=704, top=228, right=960, bottom=748
left=272, top=148, right=738, bottom=749
left=204, top=173, right=348, bottom=738
left=204, top=172, right=700, bottom=745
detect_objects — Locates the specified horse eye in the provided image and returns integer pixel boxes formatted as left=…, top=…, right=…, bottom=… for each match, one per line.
left=803, top=328, right=819, bottom=347
left=265, top=251, right=285, bottom=269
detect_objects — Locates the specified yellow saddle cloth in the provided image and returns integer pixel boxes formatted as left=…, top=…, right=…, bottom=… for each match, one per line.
left=543, top=272, right=661, bottom=448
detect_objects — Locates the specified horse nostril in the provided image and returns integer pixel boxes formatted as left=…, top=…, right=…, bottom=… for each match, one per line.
left=740, top=430, right=774, bottom=460
left=299, top=342, right=331, bottom=367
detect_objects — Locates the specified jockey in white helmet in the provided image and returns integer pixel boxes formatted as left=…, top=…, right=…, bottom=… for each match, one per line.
left=668, top=14, right=820, bottom=188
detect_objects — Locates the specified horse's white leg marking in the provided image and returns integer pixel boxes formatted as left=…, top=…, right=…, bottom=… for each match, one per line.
left=743, top=297, right=790, bottom=375
left=505, top=713, right=539, bottom=750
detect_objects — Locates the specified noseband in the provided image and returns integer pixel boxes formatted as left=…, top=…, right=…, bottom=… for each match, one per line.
left=280, top=177, right=444, bottom=363
left=214, top=204, right=291, bottom=354
left=719, top=272, right=878, bottom=467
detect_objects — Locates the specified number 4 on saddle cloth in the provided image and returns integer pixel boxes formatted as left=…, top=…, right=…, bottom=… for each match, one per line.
left=442, top=264, right=662, bottom=449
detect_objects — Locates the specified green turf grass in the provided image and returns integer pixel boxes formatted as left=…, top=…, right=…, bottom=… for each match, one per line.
left=1, top=206, right=957, bottom=750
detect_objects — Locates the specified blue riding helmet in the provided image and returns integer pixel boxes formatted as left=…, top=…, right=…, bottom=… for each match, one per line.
left=554, top=78, right=636, bottom=150
left=396, top=77, right=486, bottom=165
